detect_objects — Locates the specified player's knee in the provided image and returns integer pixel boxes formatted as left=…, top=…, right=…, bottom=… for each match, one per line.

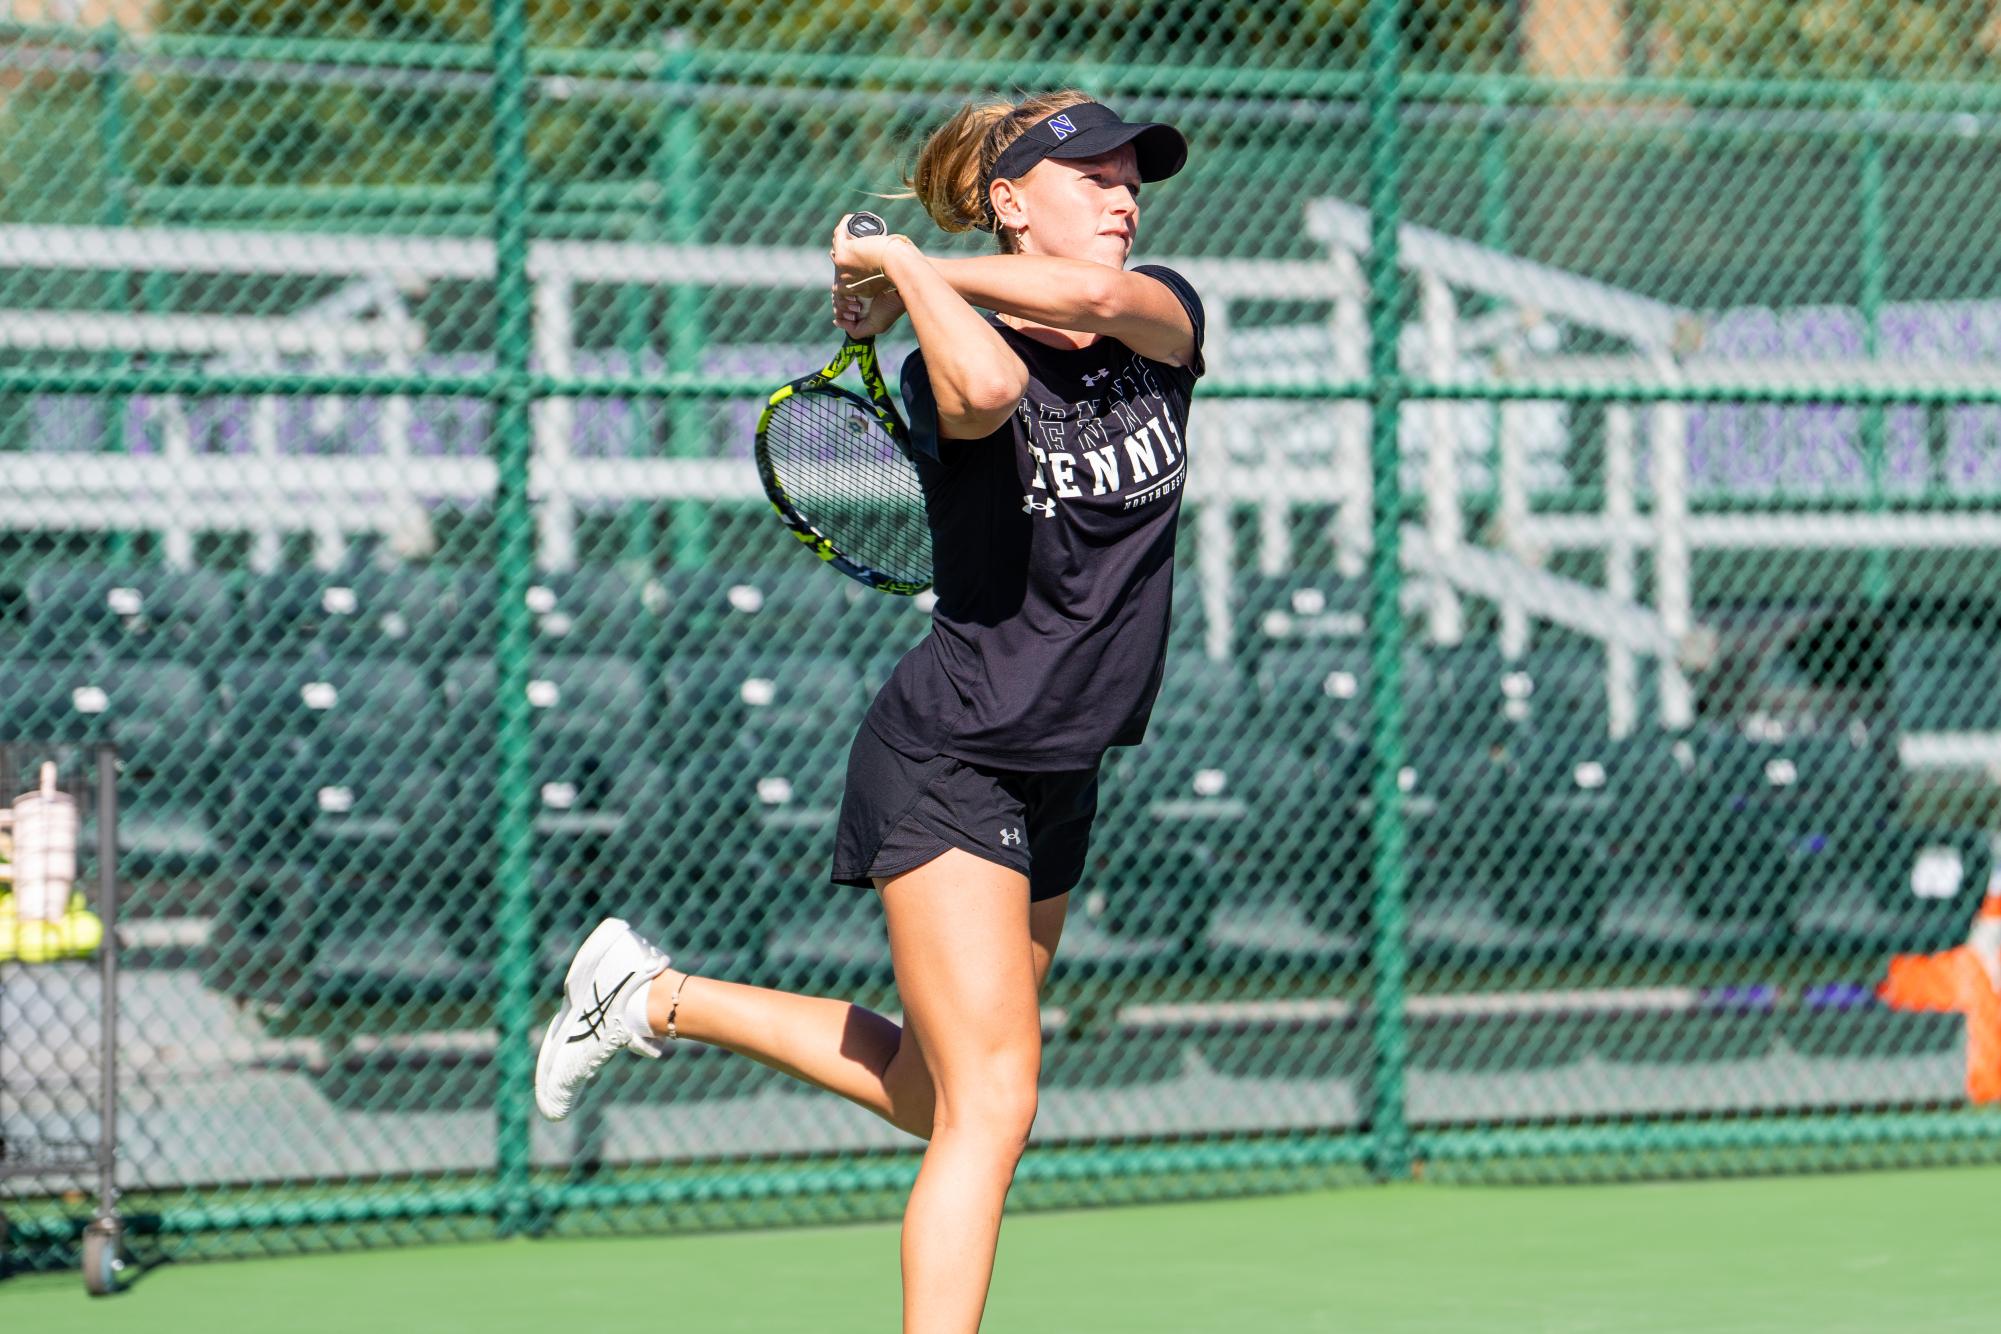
left=935, top=1066, right=1039, bottom=1149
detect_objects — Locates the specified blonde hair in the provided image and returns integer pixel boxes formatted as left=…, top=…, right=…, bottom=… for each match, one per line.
left=894, top=89, right=1093, bottom=253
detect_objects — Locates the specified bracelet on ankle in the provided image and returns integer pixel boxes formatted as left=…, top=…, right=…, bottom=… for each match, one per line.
left=664, top=972, right=690, bottom=1041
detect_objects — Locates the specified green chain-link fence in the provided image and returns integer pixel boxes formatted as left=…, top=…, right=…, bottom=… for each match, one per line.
left=5, top=0, right=2001, bottom=1272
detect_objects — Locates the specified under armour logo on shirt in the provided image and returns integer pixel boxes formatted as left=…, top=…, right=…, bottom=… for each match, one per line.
left=1000, top=827, right=1023, bottom=846
left=1082, top=368, right=1110, bottom=386
left=1023, top=494, right=1055, bottom=517
left=1048, top=114, right=1076, bottom=141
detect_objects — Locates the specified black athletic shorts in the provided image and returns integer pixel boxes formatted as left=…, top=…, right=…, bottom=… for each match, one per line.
left=829, top=721, right=1100, bottom=902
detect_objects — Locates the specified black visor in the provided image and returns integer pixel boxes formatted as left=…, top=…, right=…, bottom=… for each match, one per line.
left=983, top=102, right=1188, bottom=221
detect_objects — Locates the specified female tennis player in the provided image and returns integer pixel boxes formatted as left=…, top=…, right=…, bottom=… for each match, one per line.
left=537, top=90, right=1203, bottom=1333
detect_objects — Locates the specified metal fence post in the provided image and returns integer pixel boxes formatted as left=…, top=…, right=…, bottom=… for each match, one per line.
left=93, top=24, right=136, bottom=563
left=660, top=31, right=712, bottom=570
left=1480, top=81, right=1516, bottom=655
left=1858, top=89, right=1891, bottom=604
left=1365, top=0, right=1413, bottom=1182
left=620, top=100, right=658, bottom=568
left=1479, top=81, right=1512, bottom=258
left=490, top=0, right=540, bottom=1236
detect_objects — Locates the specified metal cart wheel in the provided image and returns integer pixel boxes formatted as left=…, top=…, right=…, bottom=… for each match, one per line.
left=81, top=1220, right=123, bottom=1296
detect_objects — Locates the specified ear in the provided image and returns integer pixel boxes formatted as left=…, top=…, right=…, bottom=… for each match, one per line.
left=989, top=176, right=1027, bottom=237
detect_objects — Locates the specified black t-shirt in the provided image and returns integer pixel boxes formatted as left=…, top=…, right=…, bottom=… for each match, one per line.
left=865, top=264, right=1206, bottom=771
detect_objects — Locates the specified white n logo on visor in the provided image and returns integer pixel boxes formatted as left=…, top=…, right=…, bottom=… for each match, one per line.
left=1048, top=114, right=1076, bottom=141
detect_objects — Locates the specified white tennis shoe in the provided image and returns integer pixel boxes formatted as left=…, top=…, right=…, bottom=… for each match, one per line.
left=534, top=917, right=671, bottom=1121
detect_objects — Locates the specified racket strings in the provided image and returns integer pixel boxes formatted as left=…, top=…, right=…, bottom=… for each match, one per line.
left=764, top=388, right=931, bottom=587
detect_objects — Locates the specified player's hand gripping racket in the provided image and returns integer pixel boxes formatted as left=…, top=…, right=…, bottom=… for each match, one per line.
left=754, top=211, right=933, bottom=595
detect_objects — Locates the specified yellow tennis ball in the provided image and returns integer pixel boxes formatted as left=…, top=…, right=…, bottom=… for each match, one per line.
left=64, top=907, right=104, bottom=957
left=15, top=918, right=60, bottom=965
left=0, top=895, right=15, bottom=964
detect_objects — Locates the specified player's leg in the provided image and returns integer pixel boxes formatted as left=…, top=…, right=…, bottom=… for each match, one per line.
left=634, top=950, right=918, bottom=1131
left=635, top=887, right=1066, bottom=1140
left=877, top=848, right=1044, bottom=1334
left=870, top=887, right=1068, bottom=1140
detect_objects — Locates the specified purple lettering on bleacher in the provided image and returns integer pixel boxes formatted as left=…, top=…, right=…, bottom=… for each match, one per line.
left=21, top=309, right=2001, bottom=501
left=1691, top=303, right=2001, bottom=496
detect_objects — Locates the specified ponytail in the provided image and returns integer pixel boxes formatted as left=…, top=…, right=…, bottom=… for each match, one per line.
left=893, top=89, right=1092, bottom=252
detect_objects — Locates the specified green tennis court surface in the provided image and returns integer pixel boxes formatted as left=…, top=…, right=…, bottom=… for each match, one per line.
left=8, top=1166, right=1994, bottom=1332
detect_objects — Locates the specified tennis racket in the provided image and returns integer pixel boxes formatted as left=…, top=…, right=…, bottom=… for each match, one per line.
left=754, top=211, right=933, bottom=596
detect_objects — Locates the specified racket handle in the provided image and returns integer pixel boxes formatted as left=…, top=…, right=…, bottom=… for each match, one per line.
left=846, top=211, right=888, bottom=238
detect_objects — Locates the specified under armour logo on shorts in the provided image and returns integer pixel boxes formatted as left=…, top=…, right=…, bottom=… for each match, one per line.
left=1000, top=827, right=1023, bottom=846
left=1023, top=494, right=1055, bottom=517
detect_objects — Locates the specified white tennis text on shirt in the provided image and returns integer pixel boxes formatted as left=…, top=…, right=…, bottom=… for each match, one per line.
left=1019, top=355, right=1183, bottom=512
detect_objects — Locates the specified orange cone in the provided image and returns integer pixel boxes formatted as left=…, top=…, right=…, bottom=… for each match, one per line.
left=1879, top=893, right=2001, bottom=1104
